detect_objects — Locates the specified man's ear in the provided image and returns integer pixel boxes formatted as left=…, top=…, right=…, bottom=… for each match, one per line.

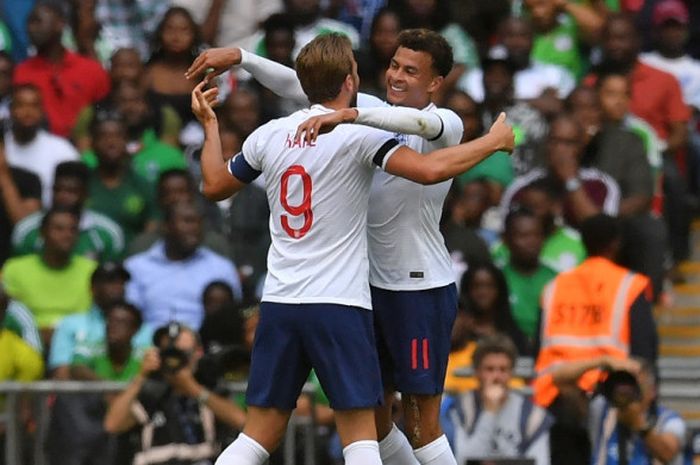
left=427, top=75, right=445, bottom=94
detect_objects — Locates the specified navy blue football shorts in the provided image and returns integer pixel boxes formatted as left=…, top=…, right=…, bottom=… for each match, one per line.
left=371, top=284, right=458, bottom=395
left=245, top=302, right=384, bottom=410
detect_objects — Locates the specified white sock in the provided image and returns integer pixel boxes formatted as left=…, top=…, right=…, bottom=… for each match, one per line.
left=343, top=440, right=382, bottom=465
left=215, top=432, right=269, bottom=465
left=413, top=435, right=457, bottom=465
left=379, top=423, right=421, bottom=465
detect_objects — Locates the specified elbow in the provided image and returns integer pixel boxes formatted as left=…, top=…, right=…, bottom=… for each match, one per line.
left=201, top=182, right=230, bottom=202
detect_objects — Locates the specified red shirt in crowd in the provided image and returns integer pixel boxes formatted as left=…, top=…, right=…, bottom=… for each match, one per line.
left=13, top=51, right=111, bottom=138
left=585, top=61, right=690, bottom=142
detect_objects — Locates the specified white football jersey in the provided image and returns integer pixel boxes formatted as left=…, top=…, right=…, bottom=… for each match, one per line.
left=229, top=105, right=401, bottom=309
left=360, top=97, right=464, bottom=291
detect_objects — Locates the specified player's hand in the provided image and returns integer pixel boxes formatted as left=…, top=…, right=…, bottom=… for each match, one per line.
left=186, top=47, right=242, bottom=83
left=167, top=366, right=200, bottom=397
left=488, top=112, right=515, bottom=153
left=294, top=108, right=358, bottom=144
left=191, top=81, right=220, bottom=125
left=140, top=348, right=161, bottom=376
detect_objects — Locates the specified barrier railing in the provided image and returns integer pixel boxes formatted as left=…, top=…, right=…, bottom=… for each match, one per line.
left=0, top=381, right=317, bottom=465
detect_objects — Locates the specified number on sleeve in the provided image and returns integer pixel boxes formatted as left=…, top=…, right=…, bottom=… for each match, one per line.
left=280, top=165, right=313, bottom=238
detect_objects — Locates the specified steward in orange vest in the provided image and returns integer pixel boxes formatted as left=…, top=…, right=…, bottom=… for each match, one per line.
left=532, top=214, right=657, bottom=407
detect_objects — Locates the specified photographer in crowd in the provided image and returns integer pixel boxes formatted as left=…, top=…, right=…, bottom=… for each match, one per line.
left=103, top=322, right=246, bottom=465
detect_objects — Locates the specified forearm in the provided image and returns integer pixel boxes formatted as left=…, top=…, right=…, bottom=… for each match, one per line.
left=354, top=106, right=443, bottom=139
left=0, top=172, right=39, bottom=223
left=201, top=0, right=225, bottom=45
left=551, top=356, right=608, bottom=387
left=201, top=120, right=236, bottom=200
left=562, top=2, right=604, bottom=43
left=104, top=375, right=145, bottom=433
left=619, top=195, right=651, bottom=217
left=424, top=133, right=502, bottom=183
left=239, top=49, right=308, bottom=103
left=202, top=389, right=246, bottom=430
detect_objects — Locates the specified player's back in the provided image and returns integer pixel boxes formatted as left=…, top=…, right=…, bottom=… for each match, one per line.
left=238, top=105, right=398, bottom=309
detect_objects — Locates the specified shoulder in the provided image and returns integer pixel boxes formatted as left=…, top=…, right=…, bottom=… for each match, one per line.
left=357, top=93, right=387, bottom=108
left=13, top=211, right=42, bottom=238
left=197, top=247, right=235, bottom=267
left=559, top=226, right=582, bottom=242
left=39, top=132, right=80, bottom=157
left=2, top=255, right=36, bottom=272
left=72, top=256, right=98, bottom=272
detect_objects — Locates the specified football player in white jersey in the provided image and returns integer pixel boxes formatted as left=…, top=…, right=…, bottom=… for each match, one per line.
left=189, top=32, right=512, bottom=465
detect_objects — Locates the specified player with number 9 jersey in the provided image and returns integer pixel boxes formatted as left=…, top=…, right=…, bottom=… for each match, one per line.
left=228, top=106, right=401, bottom=310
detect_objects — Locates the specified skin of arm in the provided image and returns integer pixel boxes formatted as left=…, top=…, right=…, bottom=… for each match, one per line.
left=191, top=82, right=247, bottom=201
left=200, top=0, right=225, bottom=46
left=0, top=148, right=41, bottom=224
left=666, top=121, right=688, bottom=153
left=617, top=402, right=682, bottom=463
left=385, top=113, right=514, bottom=185
left=558, top=0, right=605, bottom=44
left=619, top=194, right=651, bottom=217
left=550, top=356, right=640, bottom=388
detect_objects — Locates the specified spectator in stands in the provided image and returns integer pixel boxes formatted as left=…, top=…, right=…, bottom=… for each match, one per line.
left=523, top=0, right=606, bottom=79
left=13, top=3, right=110, bottom=137
left=172, top=0, right=283, bottom=49
left=501, top=114, right=620, bottom=229
left=493, top=180, right=587, bottom=273
left=144, top=7, right=206, bottom=131
left=444, top=263, right=528, bottom=393
left=125, top=200, right=241, bottom=330
left=83, top=82, right=187, bottom=186
left=199, top=281, right=245, bottom=352
left=357, top=8, right=402, bottom=99
left=252, top=14, right=305, bottom=121
left=594, top=13, right=690, bottom=153
left=220, top=85, right=263, bottom=140
left=86, top=113, right=157, bottom=246
left=2, top=207, right=97, bottom=348
left=391, top=0, right=478, bottom=102
left=250, top=0, right=360, bottom=59
left=591, top=72, right=669, bottom=296
left=0, top=131, right=41, bottom=266
left=642, top=0, right=700, bottom=111
left=0, top=51, right=13, bottom=129
left=479, top=46, right=548, bottom=176
left=5, top=84, right=79, bottom=205
left=71, top=300, right=144, bottom=382
left=587, top=358, right=686, bottom=465
left=104, top=323, right=247, bottom=463
left=12, top=161, right=125, bottom=262
left=447, top=179, right=500, bottom=248
left=499, top=208, right=557, bottom=345
left=76, top=81, right=183, bottom=157
left=109, top=48, right=145, bottom=87
left=441, top=334, right=553, bottom=465
left=446, top=90, right=514, bottom=205
left=49, top=261, right=152, bottom=379
left=2, top=287, right=42, bottom=354
left=75, top=0, right=170, bottom=62
left=533, top=214, right=657, bottom=465
left=127, top=169, right=228, bottom=257
left=459, top=17, right=575, bottom=109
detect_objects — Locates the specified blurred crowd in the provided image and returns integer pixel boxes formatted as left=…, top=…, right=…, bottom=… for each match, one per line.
left=1, top=0, right=700, bottom=464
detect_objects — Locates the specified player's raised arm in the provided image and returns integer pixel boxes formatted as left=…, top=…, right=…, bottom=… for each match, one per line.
left=295, top=106, right=445, bottom=145
left=385, top=113, right=515, bottom=185
left=190, top=82, right=247, bottom=200
left=187, top=47, right=308, bottom=104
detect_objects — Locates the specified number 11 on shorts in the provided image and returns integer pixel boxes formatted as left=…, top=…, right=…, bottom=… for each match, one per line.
left=411, top=338, right=430, bottom=370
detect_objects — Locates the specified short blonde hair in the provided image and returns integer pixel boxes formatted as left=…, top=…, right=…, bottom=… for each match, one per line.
left=295, top=33, right=354, bottom=104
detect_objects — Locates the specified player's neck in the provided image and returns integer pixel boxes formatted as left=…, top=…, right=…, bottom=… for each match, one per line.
left=317, top=93, right=352, bottom=111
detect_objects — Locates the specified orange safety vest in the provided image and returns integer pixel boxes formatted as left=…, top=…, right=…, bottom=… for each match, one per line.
left=532, top=257, right=650, bottom=407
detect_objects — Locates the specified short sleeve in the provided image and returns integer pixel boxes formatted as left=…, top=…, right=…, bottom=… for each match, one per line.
left=48, top=318, right=76, bottom=368
left=350, top=126, right=402, bottom=170
left=432, top=108, right=464, bottom=147
left=357, top=93, right=388, bottom=108
left=12, top=334, right=43, bottom=381
left=659, top=415, right=686, bottom=446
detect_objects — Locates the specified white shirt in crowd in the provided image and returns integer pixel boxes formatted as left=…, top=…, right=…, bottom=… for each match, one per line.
left=641, top=51, right=700, bottom=110
left=5, top=129, right=79, bottom=206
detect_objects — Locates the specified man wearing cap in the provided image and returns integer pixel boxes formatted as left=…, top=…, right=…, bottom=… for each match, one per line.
left=48, top=261, right=153, bottom=379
